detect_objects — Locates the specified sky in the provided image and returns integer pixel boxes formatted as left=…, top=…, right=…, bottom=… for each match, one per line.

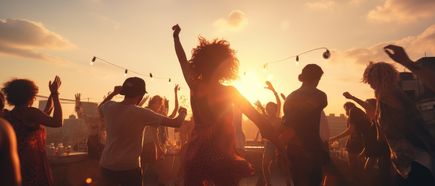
left=0, top=0, right=435, bottom=117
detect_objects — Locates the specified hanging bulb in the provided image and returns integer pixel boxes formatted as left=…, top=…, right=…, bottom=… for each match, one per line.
left=296, top=55, right=299, bottom=62
left=149, top=73, right=153, bottom=78
left=90, top=56, right=96, bottom=66
left=263, top=64, right=268, bottom=72
left=323, top=49, right=331, bottom=59
left=124, top=69, right=128, bottom=77
left=168, top=78, right=171, bottom=84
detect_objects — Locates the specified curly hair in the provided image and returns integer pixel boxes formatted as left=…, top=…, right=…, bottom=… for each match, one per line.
left=190, top=37, right=239, bottom=81
left=363, top=62, right=399, bottom=93
left=2, top=79, right=39, bottom=106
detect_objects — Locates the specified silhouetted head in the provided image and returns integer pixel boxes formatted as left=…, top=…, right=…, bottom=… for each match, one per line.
left=343, top=102, right=356, bottom=116
left=363, top=62, right=398, bottom=93
left=148, top=95, right=164, bottom=112
left=190, top=37, right=239, bottom=82
left=120, top=77, right=146, bottom=105
left=2, top=79, right=38, bottom=107
left=298, top=64, right=323, bottom=87
left=265, top=102, right=278, bottom=117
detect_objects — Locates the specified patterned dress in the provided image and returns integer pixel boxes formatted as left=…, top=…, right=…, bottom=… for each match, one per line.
left=5, top=108, right=54, bottom=186
left=183, top=84, right=254, bottom=186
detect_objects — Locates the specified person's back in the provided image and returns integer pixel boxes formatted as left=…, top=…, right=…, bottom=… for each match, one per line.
left=282, top=64, right=327, bottom=186
left=284, top=86, right=327, bottom=150
left=100, top=101, right=163, bottom=170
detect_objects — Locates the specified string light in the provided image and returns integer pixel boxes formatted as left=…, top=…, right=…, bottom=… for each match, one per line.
left=90, top=56, right=172, bottom=83
left=262, top=47, right=330, bottom=69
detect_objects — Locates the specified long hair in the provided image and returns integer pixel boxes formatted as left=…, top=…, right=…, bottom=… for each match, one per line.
left=363, top=62, right=399, bottom=96
left=190, top=37, right=239, bottom=81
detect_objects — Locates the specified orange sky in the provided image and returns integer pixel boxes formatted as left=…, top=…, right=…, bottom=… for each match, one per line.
left=0, top=0, right=434, bottom=116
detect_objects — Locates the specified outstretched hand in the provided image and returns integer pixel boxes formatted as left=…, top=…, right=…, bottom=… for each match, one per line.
left=172, top=24, right=181, bottom=37
left=112, top=86, right=122, bottom=95
left=384, top=45, right=413, bottom=67
left=49, top=76, right=61, bottom=94
left=343, top=92, right=353, bottom=99
left=265, top=81, right=275, bottom=91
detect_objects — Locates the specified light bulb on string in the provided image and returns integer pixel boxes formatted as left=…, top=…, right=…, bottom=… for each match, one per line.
left=149, top=73, right=154, bottom=81
left=322, top=49, right=331, bottom=59
left=124, top=69, right=128, bottom=77
left=168, top=78, right=171, bottom=84
left=90, top=56, right=96, bottom=66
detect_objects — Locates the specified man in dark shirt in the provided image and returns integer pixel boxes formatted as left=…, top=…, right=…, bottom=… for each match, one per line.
left=282, top=64, right=328, bottom=186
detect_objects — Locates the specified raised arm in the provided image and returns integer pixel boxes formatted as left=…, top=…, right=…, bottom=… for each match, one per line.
left=265, top=81, right=281, bottom=117
left=254, top=100, right=266, bottom=116
left=231, top=87, right=284, bottom=152
left=32, top=76, right=63, bottom=127
left=98, top=86, right=121, bottom=110
left=159, top=107, right=187, bottom=128
left=343, top=92, right=370, bottom=110
left=384, top=44, right=435, bottom=92
left=43, top=94, right=53, bottom=115
left=168, top=84, right=180, bottom=118
left=172, top=24, right=195, bottom=88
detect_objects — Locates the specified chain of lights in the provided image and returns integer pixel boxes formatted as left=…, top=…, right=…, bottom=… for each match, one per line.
left=91, top=56, right=172, bottom=83
left=262, top=47, right=330, bottom=70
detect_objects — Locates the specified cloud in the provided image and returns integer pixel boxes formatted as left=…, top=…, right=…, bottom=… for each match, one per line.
left=368, top=0, right=435, bottom=23
left=214, top=10, right=247, bottom=32
left=0, top=19, right=73, bottom=62
left=305, top=0, right=336, bottom=10
left=332, top=24, right=435, bottom=65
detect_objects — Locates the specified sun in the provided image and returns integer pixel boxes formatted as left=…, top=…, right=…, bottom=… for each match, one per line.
left=231, top=71, right=270, bottom=103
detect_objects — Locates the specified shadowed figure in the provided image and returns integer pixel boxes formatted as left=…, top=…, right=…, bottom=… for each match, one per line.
left=363, top=62, right=435, bottom=186
left=2, top=76, right=63, bottom=186
left=172, top=24, right=282, bottom=186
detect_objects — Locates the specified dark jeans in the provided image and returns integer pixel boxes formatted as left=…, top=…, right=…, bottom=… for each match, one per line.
left=100, top=167, right=142, bottom=186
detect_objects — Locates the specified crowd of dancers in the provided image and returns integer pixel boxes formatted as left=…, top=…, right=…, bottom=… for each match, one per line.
left=0, top=24, right=434, bottom=186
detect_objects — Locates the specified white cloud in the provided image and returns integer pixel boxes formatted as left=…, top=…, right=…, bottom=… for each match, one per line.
left=368, top=0, right=435, bottom=23
left=332, top=24, right=435, bottom=65
left=214, top=10, right=247, bottom=32
left=0, top=19, right=73, bottom=62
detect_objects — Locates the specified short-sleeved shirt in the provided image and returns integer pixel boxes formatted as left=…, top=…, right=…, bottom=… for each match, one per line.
left=99, top=101, right=167, bottom=171
left=283, top=86, right=327, bottom=151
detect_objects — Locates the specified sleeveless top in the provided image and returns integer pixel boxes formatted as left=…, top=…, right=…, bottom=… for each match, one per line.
left=5, top=108, right=54, bottom=186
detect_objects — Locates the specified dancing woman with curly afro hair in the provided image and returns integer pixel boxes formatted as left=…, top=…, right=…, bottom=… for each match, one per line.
left=172, top=24, right=283, bottom=185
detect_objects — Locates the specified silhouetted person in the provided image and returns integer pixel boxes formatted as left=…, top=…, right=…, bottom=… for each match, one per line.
left=282, top=64, right=328, bottom=186
left=141, top=95, right=165, bottom=185
left=330, top=102, right=371, bottom=185
left=343, top=93, right=392, bottom=186
left=75, top=93, right=105, bottom=159
left=98, top=77, right=187, bottom=186
left=0, top=118, right=21, bottom=186
left=172, top=24, right=281, bottom=186
left=363, top=62, right=435, bottom=185
left=384, top=45, right=435, bottom=92
left=2, top=76, right=63, bottom=186
left=258, top=81, right=282, bottom=186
